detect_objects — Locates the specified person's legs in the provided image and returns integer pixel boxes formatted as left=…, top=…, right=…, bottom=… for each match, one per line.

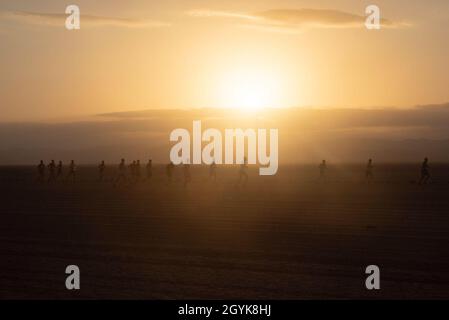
left=419, top=173, right=427, bottom=185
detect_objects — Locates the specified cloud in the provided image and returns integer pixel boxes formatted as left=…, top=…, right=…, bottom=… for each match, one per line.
left=186, top=8, right=407, bottom=32
left=0, top=11, right=170, bottom=29
left=187, top=10, right=261, bottom=21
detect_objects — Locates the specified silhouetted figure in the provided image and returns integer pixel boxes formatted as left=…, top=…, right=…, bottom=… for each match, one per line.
left=129, top=161, right=136, bottom=183
left=183, top=163, right=191, bottom=188
left=114, top=159, right=127, bottom=186
left=135, top=160, right=141, bottom=182
left=66, top=160, right=76, bottom=182
left=238, top=157, right=248, bottom=187
left=129, top=161, right=134, bottom=176
left=56, top=161, right=63, bottom=180
left=366, top=159, right=374, bottom=182
left=37, top=160, right=45, bottom=182
left=47, top=160, right=56, bottom=182
left=319, top=160, right=327, bottom=181
left=419, top=157, right=430, bottom=185
left=166, top=162, right=175, bottom=183
left=98, top=161, right=106, bottom=181
left=209, top=161, right=217, bottom=181
left=146, top=160, right=152, bottom=181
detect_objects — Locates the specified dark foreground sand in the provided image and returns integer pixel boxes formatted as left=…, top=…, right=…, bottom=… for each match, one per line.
left=0, top=164, right=448, bottom=299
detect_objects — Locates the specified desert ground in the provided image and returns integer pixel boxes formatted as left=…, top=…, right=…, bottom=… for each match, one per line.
left=0, top=164, right=448, bottom=299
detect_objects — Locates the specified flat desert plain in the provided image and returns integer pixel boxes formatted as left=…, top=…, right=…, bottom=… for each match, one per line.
left=0, top=164, right=448, bottom=299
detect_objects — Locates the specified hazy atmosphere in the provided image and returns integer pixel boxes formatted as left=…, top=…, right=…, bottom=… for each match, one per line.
left=1, top=0, right=449, bottom=163
left=1, top=105, right=449, bottom=164
left=1, top=1, right=449, bottom=302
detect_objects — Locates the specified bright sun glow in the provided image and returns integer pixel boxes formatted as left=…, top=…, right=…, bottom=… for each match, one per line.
left=218, top=67, right=282, bottom=111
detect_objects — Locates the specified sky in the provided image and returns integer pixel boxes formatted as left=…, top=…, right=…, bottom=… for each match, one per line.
left=1, top=0, right=449, bottom=121
left=0, top=1, right=449, bottom=164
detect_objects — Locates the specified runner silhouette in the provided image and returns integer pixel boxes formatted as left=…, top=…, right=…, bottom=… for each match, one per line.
left=56, top=161, right=63, bottom=180
left=209, top=161, right=217, bottom=182
left=98, top=161, right=106, bottom=181
left=135, top=160, right=141, bottom=182
left=130, top=161, right=138, bottom=183
left=319, top=160, right=327, bottom=181
left=146, top=159, right=152, bottom=181
left=238, top=157, right=248, bottom=187
left=419, top=157, right=430, bottom=185
left=114, top=159, right=127, bottom=186
left=37, top=160, right=45, bottom=183
left=47, top=160, right=56, bottom=182
left=66, top=160, right=76, bottom=182
left=366, top=159, right=374, bottom=182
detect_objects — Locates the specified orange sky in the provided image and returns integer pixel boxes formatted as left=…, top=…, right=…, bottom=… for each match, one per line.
left=1, top=0, right=449, bottom=121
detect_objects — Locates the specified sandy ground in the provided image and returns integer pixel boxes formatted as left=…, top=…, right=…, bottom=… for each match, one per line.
left=0, top=164, right=448, bottom=299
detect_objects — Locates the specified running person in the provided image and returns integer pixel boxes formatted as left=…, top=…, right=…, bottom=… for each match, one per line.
left=419, top=157, right=430, bottom=185
left=319, top=160, right=327, bottom=181
left=238, top=157, right=248, bottom=187
left=47, top=160, right=56, bottom=182
left=209, top=161, right=217, bottom=181
left=135, top=160, right=141, bottom=182
left=37, top=160, right=45, bottom=182
left=129, top=161, right=136, bottom=183
left=146, top=159, right=152, bottom=181
left=114, top=159, right=127, bottom=186
left=56, top=161, right=63, bottom=180
left=98, top=161, right=106, bottom=181
left=66, top=160, right=76, bottom=182
left=366, top=159, right=374, bottom=182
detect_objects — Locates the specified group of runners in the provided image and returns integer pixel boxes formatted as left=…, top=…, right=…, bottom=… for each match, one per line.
left=113, top=159, right=153, bottom=186
left=165, top=159, right=245, bottom=187
left=36, top=157, right=432, bottom=186
left=37, top=160, right=76, bottom=183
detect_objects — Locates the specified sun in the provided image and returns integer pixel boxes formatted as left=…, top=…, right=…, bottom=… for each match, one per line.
left=218, top=67, right=282, bottom=111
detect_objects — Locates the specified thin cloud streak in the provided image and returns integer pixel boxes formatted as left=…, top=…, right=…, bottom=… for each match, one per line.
left=186, top=8, right=409, bottom=32
left=186, top=9, right=260, bottom=21
left=0, top=11, right=171, bottom=28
